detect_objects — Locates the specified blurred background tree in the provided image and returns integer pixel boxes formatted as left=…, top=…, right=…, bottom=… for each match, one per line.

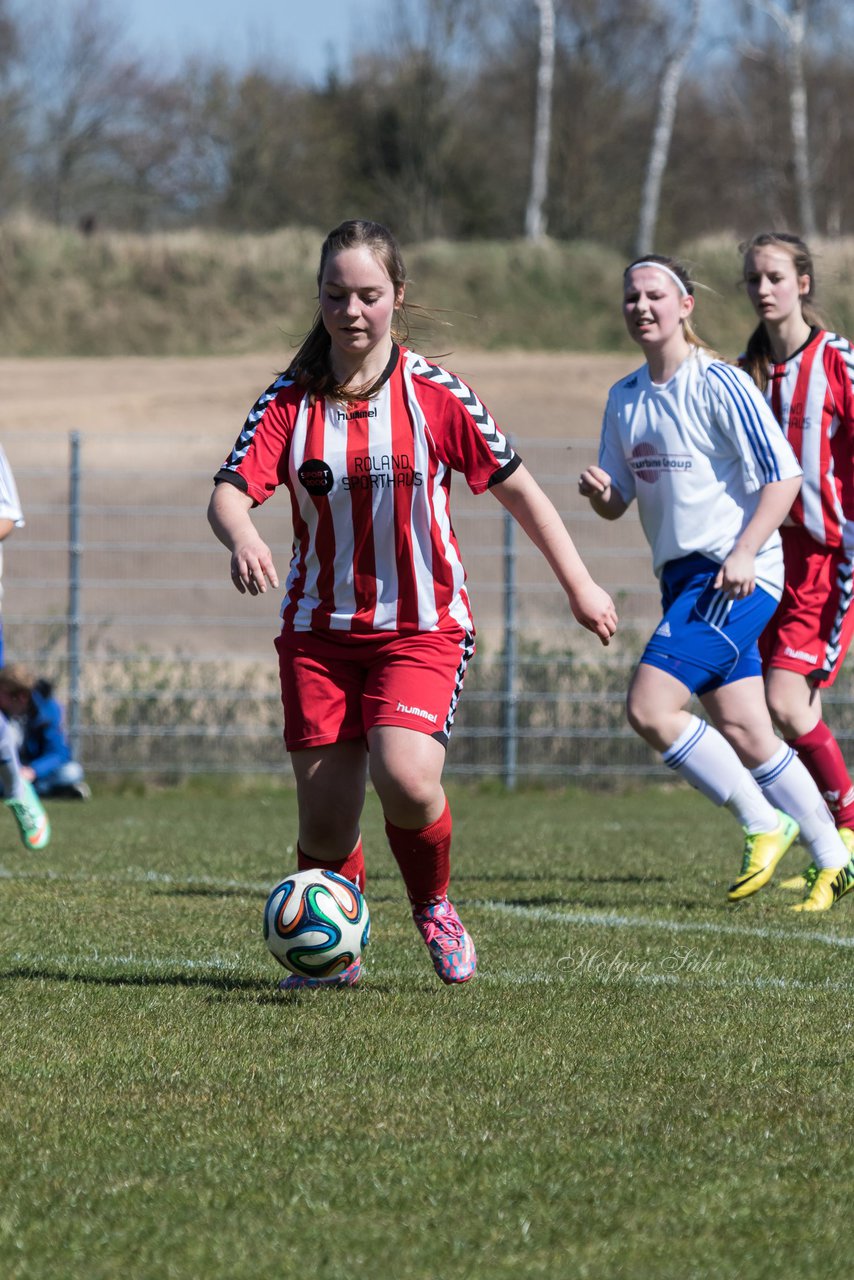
left=1, top=0, right=853, bottom=250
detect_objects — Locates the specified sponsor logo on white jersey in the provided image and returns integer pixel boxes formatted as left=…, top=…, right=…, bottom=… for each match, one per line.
left=629, top=442, right=693, bottom=484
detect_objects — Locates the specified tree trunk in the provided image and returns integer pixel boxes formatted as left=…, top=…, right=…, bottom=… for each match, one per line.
left=525, top=0, right=555, bottom=241
left=635, top=0, right=702, bottom=258
left=787, top=1, right=816, bottom=237
left=750, top=0, right=816, bottom=238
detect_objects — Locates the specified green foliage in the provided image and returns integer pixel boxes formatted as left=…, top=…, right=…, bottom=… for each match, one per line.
left=2, top=779, right=852, bottom=1279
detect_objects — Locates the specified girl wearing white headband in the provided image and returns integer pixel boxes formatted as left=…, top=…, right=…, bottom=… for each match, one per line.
left=578, top=253, right=854, bottom=911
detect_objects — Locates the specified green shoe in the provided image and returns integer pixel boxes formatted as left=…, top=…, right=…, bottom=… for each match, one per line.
left=728, top=810, right=799, bottom=901
left=4, top=781, right=50, bottom=851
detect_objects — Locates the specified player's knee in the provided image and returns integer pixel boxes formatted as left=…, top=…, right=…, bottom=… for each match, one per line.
left=626, top=689, right=657, bottom=739
left=763, top=686, right=791, bottom=733
left=373, top=764, right=441, bottom=827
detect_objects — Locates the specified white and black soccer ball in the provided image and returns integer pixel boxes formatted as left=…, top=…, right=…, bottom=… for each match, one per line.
left=263, top=868, right=370, bottom=978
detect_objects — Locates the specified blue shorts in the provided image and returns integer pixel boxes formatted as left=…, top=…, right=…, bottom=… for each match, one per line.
left=640, top=553, right=778, bottom=696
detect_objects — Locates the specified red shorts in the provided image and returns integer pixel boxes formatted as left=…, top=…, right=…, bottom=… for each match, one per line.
left=760, top=526, right=854, bottom=687
left=275, top=627, right=476, bottom=751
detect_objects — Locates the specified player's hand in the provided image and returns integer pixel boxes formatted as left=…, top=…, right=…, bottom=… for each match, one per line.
left=568, top=582, right=618, bottom=646
left=578, top=465, right=612, bottom=498
left=230, top=536, right=279, bottom=595
left=714, top=548, right=756, bottom=599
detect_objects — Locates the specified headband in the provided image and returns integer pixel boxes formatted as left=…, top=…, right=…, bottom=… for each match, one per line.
left=627, top=261, right=690, bottom=297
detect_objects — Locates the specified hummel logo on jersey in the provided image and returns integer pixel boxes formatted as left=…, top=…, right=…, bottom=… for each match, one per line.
left=655, top=621, right=671, bottom=637
left=336, top=406, right=377, bottom=421
left=784, top=645, right=818, bottom=665
left=396, top=702, right=438, bottom=724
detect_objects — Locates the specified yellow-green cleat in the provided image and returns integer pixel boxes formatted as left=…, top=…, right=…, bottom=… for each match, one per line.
left=779, top=864, right=817, bottom=891
left=790, top=859, right=854, bottom=912
left=727, top=811, right=799, bottom=901
left=780, top=829, right=854, bottom=890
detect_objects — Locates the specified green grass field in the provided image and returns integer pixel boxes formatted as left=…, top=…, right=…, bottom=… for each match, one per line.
left=2, top=779, right=852, bottom=1280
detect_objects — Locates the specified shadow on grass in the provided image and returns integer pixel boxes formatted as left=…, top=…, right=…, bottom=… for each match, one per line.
left=1, top=963, right=268, bottom=993
left=2, top=962, right=401, bottom=1000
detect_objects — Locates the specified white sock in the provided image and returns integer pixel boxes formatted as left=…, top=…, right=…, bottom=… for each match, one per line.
left=752, top=744, right=848, bottom=870
left=662, top=716, right=777, bottom=830
left=0, top=714, right=26, bottom=803
left=724, top=771, right=781, bottom=834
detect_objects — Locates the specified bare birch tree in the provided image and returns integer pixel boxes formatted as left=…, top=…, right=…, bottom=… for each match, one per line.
left=635, top=0, right=702, bottom=257
left=748, top=0, right=816, bottom=237
left=524, top=0, right=555, bottom=241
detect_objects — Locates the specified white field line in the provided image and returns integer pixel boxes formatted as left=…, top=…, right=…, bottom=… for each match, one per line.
left=3, top=869, right=852, bottom=992
left=4, top=865, right=854, bottom=951
left=477, top=970, right=854, bottom=994
left=477, top=900, right=854, bottom=950
left=0, top=867, right=272, bottom=894
left=5, top=949, right=850, bottom=996
left=7, top=950, right=246, bottom=972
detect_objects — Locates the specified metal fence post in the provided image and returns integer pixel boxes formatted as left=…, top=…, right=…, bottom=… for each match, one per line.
left=67, top=432, right=82, bottom=760
left=502, top=503, right=518, bottom=790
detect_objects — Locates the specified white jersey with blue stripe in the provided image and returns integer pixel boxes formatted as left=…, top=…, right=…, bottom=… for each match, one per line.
left=599, top=347, right=802, bottom=599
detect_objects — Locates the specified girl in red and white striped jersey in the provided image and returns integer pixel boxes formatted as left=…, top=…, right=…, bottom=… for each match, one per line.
left=208, top=219, right=617, bottom=989
left=741, top=232, right=854, bottom=863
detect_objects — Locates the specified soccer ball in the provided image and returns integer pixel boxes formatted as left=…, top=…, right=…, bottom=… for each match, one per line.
left=263, top=868, right=370, bottom=978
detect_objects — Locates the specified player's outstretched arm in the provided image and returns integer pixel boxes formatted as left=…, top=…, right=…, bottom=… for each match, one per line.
left=492, top=463, right=617, bottom=646
left=578, top=465, right=628, bottom=520
left=207, top=482, right=279, bottom=596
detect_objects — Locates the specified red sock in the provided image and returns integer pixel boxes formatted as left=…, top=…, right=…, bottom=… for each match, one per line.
left=297, top=838, right=366, bottom=893
left=788, top=721, right=854, bottom=826
left=385, top=799, right=451, bottom=909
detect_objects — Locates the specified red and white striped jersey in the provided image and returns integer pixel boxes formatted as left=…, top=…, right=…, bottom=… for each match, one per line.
left=215, top=345, right=520, bottom=634
left=763, top=329, right=854, bottom=549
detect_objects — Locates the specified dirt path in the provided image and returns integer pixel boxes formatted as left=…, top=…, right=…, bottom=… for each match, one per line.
left=2, top=350, right=636, bottom=463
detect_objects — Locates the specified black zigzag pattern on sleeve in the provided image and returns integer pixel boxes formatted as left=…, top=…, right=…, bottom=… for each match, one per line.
left=407, top=353, right=514, bottom=465
left=222, top=374, right=293, bottom=471
left=827, top=334, right=854, bottom=392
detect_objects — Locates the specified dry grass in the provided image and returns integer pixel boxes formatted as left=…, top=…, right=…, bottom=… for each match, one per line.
left=8, top=218, right=854, bottom=359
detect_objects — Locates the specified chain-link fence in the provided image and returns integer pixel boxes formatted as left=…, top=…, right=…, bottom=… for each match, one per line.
left=13, top=430, right=854, bottom=784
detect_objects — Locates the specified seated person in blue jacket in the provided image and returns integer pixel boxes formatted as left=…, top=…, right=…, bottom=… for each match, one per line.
left=0, top=664, right=90, bottom=799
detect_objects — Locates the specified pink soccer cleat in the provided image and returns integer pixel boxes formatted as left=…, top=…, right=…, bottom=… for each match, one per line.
left=277, top=956, right=362, bottom=991
left=412, top=898, right=477, bottom=984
